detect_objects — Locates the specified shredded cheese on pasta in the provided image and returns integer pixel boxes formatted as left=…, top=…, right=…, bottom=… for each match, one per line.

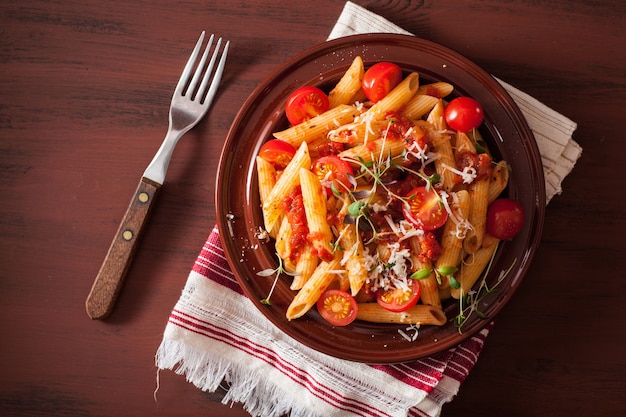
left=440, top=190, right=473, bottom=239
left=363, top=228, right=416, bottom=293
left=441, top=162, right=477, bottom=184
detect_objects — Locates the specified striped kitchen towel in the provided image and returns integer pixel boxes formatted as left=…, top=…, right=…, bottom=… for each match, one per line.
left=157, top=226, right=492, bottom=417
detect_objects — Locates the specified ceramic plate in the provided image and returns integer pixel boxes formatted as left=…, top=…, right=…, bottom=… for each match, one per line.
left=215, top=33, right=545, bottom=363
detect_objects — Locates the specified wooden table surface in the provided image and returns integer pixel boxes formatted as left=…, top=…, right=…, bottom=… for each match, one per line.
left=2, top=0, right=624, bottom=416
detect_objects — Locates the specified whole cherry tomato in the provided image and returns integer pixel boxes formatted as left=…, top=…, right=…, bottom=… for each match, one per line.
left=258, top=139, right=296, bottom=170
left=285, top=86, right=329, bottom=125
left=444, top=96, right=484, bottom=132
left=486, top=198, right=525, bottom=240
left=361, top=62, right=403, bottom=103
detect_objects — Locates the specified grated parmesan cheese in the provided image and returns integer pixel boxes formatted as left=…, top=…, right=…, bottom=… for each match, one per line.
left=441, top=162, right=477, bottom=184
left=363, top=241, right=413, bottom=293
left=397, top=324, right=420, bottom=341
left=440, top=191, right=473, bottom=239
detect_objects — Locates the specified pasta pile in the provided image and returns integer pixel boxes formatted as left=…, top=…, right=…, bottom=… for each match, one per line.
left=255, top=56, right=510, bottom=328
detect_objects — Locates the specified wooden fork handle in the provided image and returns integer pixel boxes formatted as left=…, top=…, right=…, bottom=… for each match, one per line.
left=86, top=177, right=161, bottom=319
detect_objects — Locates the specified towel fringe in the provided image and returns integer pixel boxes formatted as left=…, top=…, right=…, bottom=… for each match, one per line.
left=156, top=337, right=324, bottom=417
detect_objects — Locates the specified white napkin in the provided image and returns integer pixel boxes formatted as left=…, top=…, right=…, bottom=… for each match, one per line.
left=330, top=1, right=581, bottom=202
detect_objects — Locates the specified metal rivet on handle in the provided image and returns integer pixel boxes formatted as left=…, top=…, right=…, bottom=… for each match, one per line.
left=122, top=230, right=133, bottom=241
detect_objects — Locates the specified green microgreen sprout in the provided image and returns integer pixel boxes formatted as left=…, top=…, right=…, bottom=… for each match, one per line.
left=348, top=200, right=366, bottom=217
left=448, top=275, right=461, bottom=290
left=410, top=268, right=432, bottom=280
left=384, top=262, right=396, bottom=270
left=474, top=139, right=487, bottom=154
left=430, top=265, right=459, bottom=286
left=257, top=254, right=297, bottom=305
left=467, top=128, right=487, bottom=154
left=329, top=240, right=343, bottom=252
left=453, top=244, right=516, bottom=333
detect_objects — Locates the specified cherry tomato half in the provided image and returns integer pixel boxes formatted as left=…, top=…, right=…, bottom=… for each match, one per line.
left=312, top=155, right=354, bottom=192
left=285, top=86, right=330, bottom=125
left=402, top=186, right=449, bottom=231
left=444, top=97, right=484, bottom=132
left=316, top=289, right=358, bottom=326
left=361, top=62, right=403, bottom=103
left=486, top=198, right=525, bottom=240
left=376, top=278, right=420, bottom=313
left=258, top=139, right=296, bottom=170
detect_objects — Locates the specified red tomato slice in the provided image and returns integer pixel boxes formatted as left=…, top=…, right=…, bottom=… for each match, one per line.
left=444, top=96, right=484, bottom=132
left=402, top=186, right=448, bottom=231
left=376, top=278, right=420, bottom=313
left=312, top=155, right=354, bottom=192
left=285, top=86, right=330, bottom=125
left=486, top=198, right=525, bottom=240
left=361, top=62, right=403, bottom=103
left=258, top=139, right=296, bottom=170
left=316, top=290, right=358, bottom=326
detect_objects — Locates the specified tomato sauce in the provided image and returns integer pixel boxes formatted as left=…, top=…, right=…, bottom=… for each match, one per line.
left=316, top=140, right=345, bottom=157
left=308, top=232, right=334, bottom=262
left=455, top=151, right=493, bottom=183
left=382, top=112, right=430, bottom=158
left=382, top=112, right=412, bottom=141
left=424, top=85, right=443, bottom=98
left=417, top=232, right=442, bottom=263
left=283, top=187, right=308, bottom=262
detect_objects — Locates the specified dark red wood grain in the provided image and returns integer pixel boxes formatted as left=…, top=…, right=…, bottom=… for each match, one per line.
left=1, top=0, right=624, bottom=416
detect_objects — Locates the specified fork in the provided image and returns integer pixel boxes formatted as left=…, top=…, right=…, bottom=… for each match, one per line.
left=85, top=32, right=229, bottom=320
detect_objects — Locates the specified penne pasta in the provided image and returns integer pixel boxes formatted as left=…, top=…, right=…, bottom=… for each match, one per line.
left=463, top=178, right=490, bottom=254
left=455, top=131, right=477, bottom=154
left=427, top=101, right=457, bottom=192
left=261, top=142, right=311, bottom=233
left=426, top=99, right=447, bottom=131
left=338, top=222, right=368, bottom=296
left=338, top=136, right=406, bottom=164
left=256, top=156, right=276, bottom=202
left=327, top=119, right=387, bottom=144
left=299, top=168, right=334, bottom=262
left=402, top=94, right=439, bottom=120
left=328, top=56, right=364, bottom=108
left=488, top=160, right=510, bottom=203
left=356, top=303, right=447, bottom=326
left=402, top=82, right=454, bottom=120
left=362, top=72, right=420, bottom=121
left=256, top=156, right=281, bottom=238
left=409, top=236, right=441, bottom=309
left=436, top=190, right=471, bottom=274
left=451, top=235, right=500, bottom=299
left=286, top=257, right=341, bottom=320
left=274, top=215, right=293, bottom=264
left=273, top=104, right=360, bottom=148
left=416, top=81, right=454, bottom=98
left=466, top=128, right=489, bottom=156
left=291, top=243, right=318, bottom=290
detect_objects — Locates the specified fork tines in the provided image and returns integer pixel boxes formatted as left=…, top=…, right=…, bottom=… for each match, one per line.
left=178, top=31, right=229, bottom=106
